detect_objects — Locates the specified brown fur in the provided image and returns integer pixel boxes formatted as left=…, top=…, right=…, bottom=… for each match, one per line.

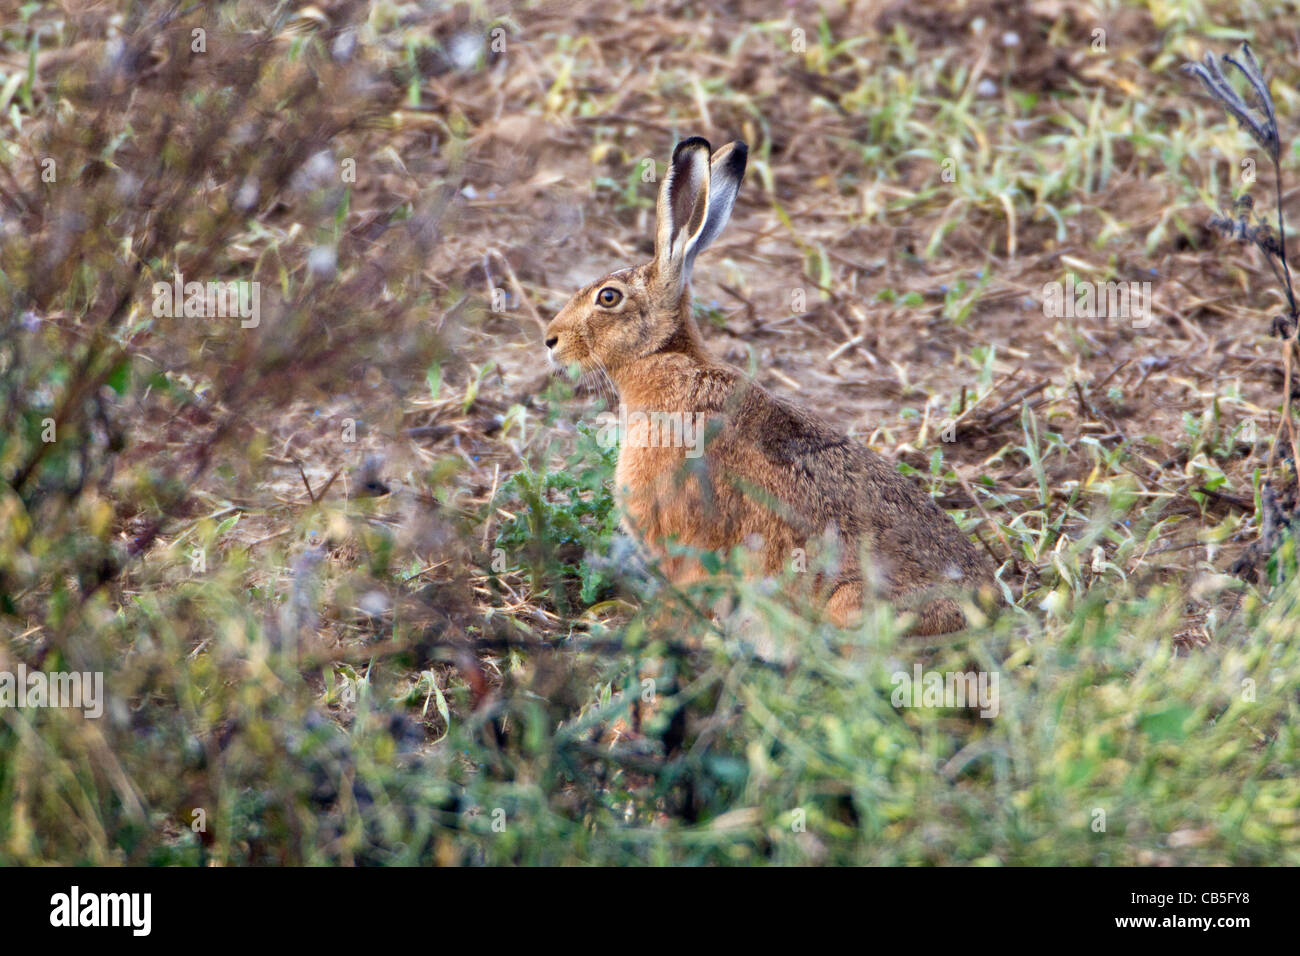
left=545, top=138, right=1001, bottom=635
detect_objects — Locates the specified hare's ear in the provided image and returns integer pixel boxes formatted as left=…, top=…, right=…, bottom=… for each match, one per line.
left=692, top=141, right=747, bottom=261
left=654, top=137, right=711, bottom=296
left=654, top=138, right=747, bottom=297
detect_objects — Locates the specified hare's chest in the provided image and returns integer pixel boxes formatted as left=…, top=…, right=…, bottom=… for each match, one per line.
left=614, top=440, right=685, bottom=507
left=614, top=423, right=705, bottom=538
left=611, top=405, right=734, bottom=541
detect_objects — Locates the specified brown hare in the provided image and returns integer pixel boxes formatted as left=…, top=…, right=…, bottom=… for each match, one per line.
left=544, top=137, right=1001, bottom=635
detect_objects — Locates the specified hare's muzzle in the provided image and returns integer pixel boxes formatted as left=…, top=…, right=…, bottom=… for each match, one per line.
left=544, top=334, right=563, bottom=369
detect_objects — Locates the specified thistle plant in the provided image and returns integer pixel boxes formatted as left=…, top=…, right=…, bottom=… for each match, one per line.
left=1185, top=43, right=1295, bottom=332
left=1186, top=43, right=1300, bottom=580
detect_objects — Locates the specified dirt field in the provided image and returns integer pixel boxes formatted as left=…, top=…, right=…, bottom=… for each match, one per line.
left=424, top=0, right=1297, bottom=637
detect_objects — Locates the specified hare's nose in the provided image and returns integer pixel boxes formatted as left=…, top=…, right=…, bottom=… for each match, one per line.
left=545, top=336, right=558, bottom=348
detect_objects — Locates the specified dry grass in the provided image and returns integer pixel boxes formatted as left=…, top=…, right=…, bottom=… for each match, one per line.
left=1, top=0, right=1299, bottom=865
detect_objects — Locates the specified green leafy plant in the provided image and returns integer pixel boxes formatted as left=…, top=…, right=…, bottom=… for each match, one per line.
left=493, top=425, right=618, bottom=605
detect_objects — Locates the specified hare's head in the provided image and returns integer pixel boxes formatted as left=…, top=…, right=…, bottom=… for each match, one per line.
left=545, top=137, right=746, bottom=377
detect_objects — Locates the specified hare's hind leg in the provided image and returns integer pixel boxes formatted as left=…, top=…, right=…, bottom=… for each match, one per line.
left=826, top=580, right=970, bottom=637
left=906, top=598, right=968, bottom=637
left=824, top=579, right=863, bottom=629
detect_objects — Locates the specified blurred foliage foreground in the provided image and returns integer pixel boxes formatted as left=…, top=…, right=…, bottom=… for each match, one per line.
left=0, top=4, right=1297, bottom=865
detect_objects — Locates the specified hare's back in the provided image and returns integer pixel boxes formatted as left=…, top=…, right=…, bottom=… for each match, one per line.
left=733, top=385, right=991, bottom=584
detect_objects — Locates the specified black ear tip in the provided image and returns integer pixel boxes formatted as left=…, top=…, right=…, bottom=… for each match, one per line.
left=673, top=136, right=712, bottom=160
left=728, top=141, right=748, bottom=178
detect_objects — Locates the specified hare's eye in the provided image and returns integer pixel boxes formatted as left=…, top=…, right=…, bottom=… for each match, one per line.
left=596, top=287, right=623, bottom=308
